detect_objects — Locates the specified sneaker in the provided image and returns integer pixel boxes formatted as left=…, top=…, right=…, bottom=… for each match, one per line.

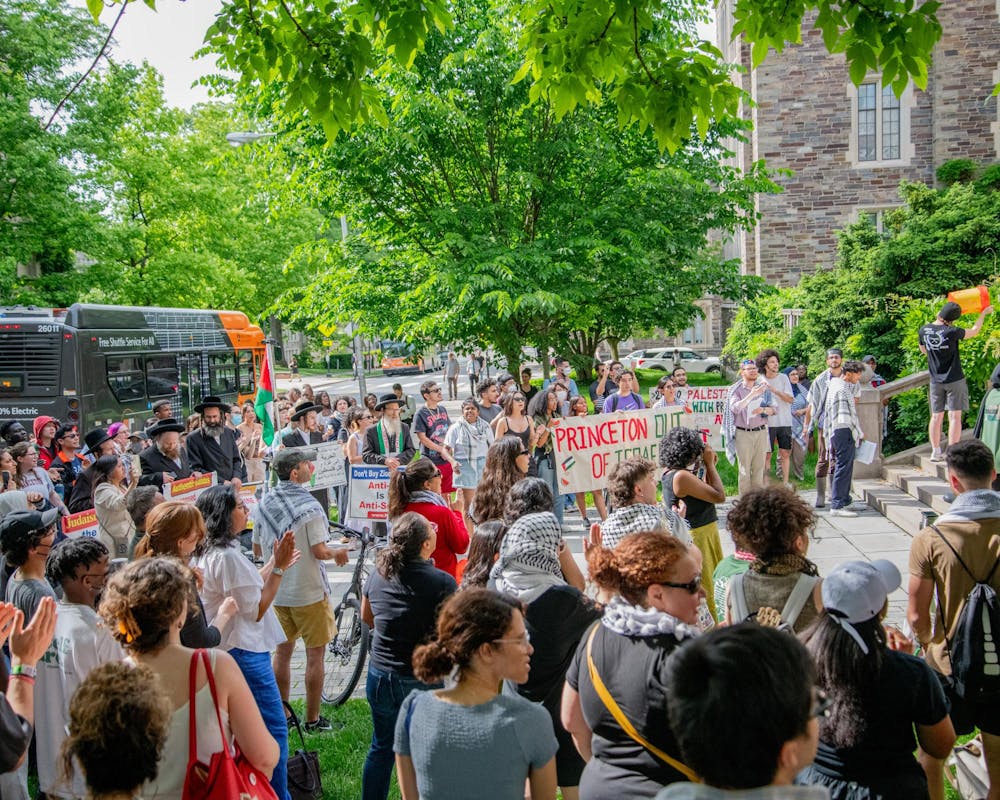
left=930, top=450, right=945, bottom=463
left=304, top=715, right=334, bottom=733
left=830, top=508, right=858, bottom=518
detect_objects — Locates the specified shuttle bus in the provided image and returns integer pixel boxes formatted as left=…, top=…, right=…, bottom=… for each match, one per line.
left=0, top=304, right=265, bottom=432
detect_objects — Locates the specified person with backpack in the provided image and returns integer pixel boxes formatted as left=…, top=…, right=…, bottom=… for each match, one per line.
left=798, top=560, right=955, bottom=799
left=601, top=370, right=645, bottom=413
left=908, top=438, right=1000, bottom=800
left=723, top=486, right=823, bottom=635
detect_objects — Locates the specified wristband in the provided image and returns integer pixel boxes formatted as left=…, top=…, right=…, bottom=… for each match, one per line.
left=10, top=674, right=35, bottom=685
left=11, top=663, right=37, bottom=679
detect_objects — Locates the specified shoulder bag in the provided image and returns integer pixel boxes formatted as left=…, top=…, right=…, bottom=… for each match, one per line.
left=283, top=701, right=323, bottom=800
left=584, top=625, right=699, bottom=783
left=181, top=649, right=278, bottom=800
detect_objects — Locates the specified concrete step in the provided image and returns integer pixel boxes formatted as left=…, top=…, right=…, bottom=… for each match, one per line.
left=882, top=463, right=953, bottom=515
left=853, top=479, right=937, bottom=536
left=916, top=454, right=949, bottom=481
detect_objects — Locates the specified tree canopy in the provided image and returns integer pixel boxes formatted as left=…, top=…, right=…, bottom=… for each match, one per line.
left=82, top=0, right=948, bottom=153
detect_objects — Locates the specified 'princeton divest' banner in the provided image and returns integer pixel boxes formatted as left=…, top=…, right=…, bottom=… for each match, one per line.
left=550, top=403, right=724, bottom=494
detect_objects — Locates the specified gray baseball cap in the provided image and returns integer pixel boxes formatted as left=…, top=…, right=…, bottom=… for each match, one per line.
left=272, top=447, right=318, bottom=480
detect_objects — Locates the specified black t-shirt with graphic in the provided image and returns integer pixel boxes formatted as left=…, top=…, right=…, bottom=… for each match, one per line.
left=919, top=323, right=966, bottom=384
left=414, top=406, right=451, bottom=464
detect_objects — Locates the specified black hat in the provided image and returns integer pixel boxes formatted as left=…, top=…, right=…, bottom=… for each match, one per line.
left=939, top=301, right=962, bottom=322
left=0, top=508, right=60, bottom=548
left=151, top=399, right=172, bottom=412
left=84, top=427, right=113, bottom=453
left=147, top=417, right=185, bottom=437
left=374, top=393, right=402, bottom=410
left=272, top=447, right=317, bottom=480
left=194, top=396, right=230, bottom=413
left=290, top=399, right=323, bottom=422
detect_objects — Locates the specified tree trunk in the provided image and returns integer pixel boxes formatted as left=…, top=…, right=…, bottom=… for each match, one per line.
left=567, top=328, right=602, bottom=383
left=607, top=337, right=621, bottom=360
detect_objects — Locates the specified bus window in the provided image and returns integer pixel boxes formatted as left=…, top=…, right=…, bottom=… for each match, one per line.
left=106, top=356, right=145, bottom=403
left=237, top=350, right=255, bottom=394
left=145, top=354, right=179, bottom=397
left=208, top=353, right=237, bottom=395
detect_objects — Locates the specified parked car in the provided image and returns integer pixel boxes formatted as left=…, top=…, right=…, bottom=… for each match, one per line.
left=623, top=347, right=722, bottom=373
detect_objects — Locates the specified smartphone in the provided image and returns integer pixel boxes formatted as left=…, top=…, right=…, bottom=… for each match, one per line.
left=1, top=470, right=10, bottom=490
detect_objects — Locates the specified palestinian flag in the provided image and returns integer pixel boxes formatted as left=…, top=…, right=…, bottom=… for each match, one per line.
left=254, top=350, right=276, bottom=446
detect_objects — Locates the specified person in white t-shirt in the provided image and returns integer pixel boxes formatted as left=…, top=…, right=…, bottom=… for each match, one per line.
left=36, top=538, right=123, bottom=799
left=758, top=349, right=795, bottom=488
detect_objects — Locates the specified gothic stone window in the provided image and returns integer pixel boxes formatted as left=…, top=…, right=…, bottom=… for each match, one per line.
left=848, top=78, right=914, bottom=168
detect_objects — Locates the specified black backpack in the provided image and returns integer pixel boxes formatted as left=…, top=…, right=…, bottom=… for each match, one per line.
left=931, top=525, right=1000, bottom=702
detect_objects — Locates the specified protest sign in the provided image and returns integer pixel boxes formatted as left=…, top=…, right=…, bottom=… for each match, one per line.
left=63, top=508, right=99, bottom=540
left=282, top=441, right=347, bottom=490
left=348, top=464, right=390, bottom=520
left=164, top=472, right=217, bottom=503
left=550, top=403, right=724, bottom=494
left=678, top=386, right=727, bottom=452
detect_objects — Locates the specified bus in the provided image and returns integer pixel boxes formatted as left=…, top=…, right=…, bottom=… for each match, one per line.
left=380, top=340, right=442, bottom=376
left=0, top=304, right=265, bottom=432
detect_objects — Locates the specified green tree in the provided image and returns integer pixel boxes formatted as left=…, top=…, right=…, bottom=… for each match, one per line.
left=268, top=5, right=772, bottom=377
left=82, top=0, right=947, bottom=153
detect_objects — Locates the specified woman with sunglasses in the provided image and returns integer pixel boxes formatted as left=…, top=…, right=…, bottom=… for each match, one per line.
left=395, top=588, right=558, bottom=800
left=567, top=396, right=607, bottom=525
left=494, top=390, right=538, bottom=461
left=195, top=484, right=301, bottom=800
left=470, top=436, right=531, bottom=526
left=444, top=398, right=495, bottom=537
left=797, top=560, right=954, bottom=799
left=561, top=532, right=703, bottom=799
left=388, top=458, right=469, bottom=579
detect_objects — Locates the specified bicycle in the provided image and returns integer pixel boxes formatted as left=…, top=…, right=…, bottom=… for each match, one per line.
left=322, top=521, right=379, bottom=705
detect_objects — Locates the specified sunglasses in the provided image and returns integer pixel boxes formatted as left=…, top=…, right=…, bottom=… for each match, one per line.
left=432, top=469, right=442, bottom=477
left=812, top=690, right=832, bottom=718
left=513, top=395, right=526, bottom=402
left=658, top=575, right=702, bottom=595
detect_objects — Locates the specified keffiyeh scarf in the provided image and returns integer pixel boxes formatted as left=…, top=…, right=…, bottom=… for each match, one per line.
left=601, top=595, right=700, bottom=642
left=490, top=512, right=565, bottom=603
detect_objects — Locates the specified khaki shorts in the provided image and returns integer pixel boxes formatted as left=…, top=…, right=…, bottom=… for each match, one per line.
left=275, top=598, right=337, bottom=649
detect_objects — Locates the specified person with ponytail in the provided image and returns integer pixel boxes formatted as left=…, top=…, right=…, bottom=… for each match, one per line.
left=394, top=588, right=558, bottom=800
left=388, top=458, right=468, bottom=579
left=796, top=560, right=954, bottom=799
left=561, top=532, right=704, bottom=799
left=359, top=512, right=457, bottom=800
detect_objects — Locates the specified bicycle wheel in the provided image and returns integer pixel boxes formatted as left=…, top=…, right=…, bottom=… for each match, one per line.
left=322, top=596, right=370, bottom=705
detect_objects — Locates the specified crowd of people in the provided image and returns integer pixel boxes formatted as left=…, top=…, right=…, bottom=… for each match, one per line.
left=2, top=304, right=1000, bottom=800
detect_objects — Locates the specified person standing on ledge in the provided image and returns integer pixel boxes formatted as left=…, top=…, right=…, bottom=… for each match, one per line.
left=919, top=300, right=992, bottom=462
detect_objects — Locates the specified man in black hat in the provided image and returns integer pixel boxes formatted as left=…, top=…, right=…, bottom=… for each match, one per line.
left=919, top=300, right=993, bottom=462
left=138, top=417, right=192, bottom=489
left=282, top=399, right=330, bottom=515
left=362, top=393, right=415, bottom=469
left=184, top=397, right=245, bottom=488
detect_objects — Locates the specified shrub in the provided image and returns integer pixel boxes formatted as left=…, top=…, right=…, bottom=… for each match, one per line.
left=936, top=159, right=977, bottom=186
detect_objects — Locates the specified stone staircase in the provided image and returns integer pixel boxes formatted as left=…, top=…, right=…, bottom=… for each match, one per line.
left=853, top=445, right=952, bottom=534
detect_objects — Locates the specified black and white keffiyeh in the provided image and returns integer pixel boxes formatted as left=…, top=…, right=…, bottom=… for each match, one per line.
left=601, top=595, right=701, bottom=641
left=600, top=503, right=688, bottom=549
left=254, top=479, right=327, bottom=552
left=490, top=512, right=565, bottom=602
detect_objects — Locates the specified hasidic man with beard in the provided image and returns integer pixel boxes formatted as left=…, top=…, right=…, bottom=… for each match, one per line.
left=362, top=393, right=416, bottom=469
left=184, top=396, right=246, bottom=488
left=138, top=418, right=193, bottom=489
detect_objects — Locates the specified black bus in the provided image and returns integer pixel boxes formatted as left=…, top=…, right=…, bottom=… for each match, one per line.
left=0, top=304, right=265, bottom=433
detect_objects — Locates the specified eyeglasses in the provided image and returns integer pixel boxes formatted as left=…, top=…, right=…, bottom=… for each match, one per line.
left=493, top=631, right=531, bottom=647
left=429, top=387, right=442, bottom=393
left=361, top=414, right=374, bottom=420
left=432, top=469, right=442, bottom=477
left=658, top=575, right=702, bottom=595
left=812, top=690, right=832, bottom=718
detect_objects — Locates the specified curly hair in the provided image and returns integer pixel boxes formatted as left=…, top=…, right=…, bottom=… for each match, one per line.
left=377, top=512, right=433, bottom=580
left=503, top=477, right=553, bottom=523
left=133, top=501, right=205, bottom=560
left=411, top=588, right=522, bottom=683
left=460, top=521, right=507, bottom=589
left=607, top=458, right=656, bottom=508
left=658, top=426, right=705, bottom=470
left=62, top=662, right=171, bottom=796
left=755, top=348, right=780, bottom=373
left=471, top=437, right=526, bottom=524
left=726, top=486, right=815, bottom=559
left=46, top=538, right=108, bottom=587
left=527, top=385, right=561, bottom=420
left=587, top=531, right=688, bottom=605
left=388, top=458, right=439, bottom=519
left=195, top=485, right=239, bottom=551
left=99, top=556, right=195, bottom=653
left=126, top=486, right=162, bottom=531
left=344, top=405, right=369, bottom=431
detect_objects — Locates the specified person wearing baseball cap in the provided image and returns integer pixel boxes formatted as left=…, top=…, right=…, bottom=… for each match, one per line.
left=1, top=508, right=59, bottom=646
left=919, top=299, right=993, bottom=462
left=796, top=559, right=955, bottom=798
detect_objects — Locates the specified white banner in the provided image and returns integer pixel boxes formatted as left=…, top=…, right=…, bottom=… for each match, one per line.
left=348, top=464, right=390, bottom=520
left=292, top=441, right=347, bottom=490
left=550, top=406, right=722, bottom=494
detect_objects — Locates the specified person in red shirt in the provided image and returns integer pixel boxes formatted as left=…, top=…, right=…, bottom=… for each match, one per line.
left=387, top=458, right=469, bottom=579
left=32, top=416, right=60, bottom=471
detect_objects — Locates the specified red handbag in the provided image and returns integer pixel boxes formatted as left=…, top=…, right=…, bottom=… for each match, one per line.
left=181, top=649, right=279, bottom=800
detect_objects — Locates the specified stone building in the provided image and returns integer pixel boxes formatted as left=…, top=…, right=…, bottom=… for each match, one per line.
left=714, top=0, right=1000, bottom=286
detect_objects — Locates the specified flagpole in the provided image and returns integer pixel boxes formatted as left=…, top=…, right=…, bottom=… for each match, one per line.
left=261, top=337, right=281, bottom=495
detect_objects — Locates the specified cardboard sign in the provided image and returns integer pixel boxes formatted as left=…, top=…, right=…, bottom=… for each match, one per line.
left=348, top=464, right=390, bottom=520
left=163, top=472, right=217, bottom=503
left=280, top=441, right=347, bottom=490
left=63, top=508, right=99, bottom=539
left=550, top=407, right=721, bottom=494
